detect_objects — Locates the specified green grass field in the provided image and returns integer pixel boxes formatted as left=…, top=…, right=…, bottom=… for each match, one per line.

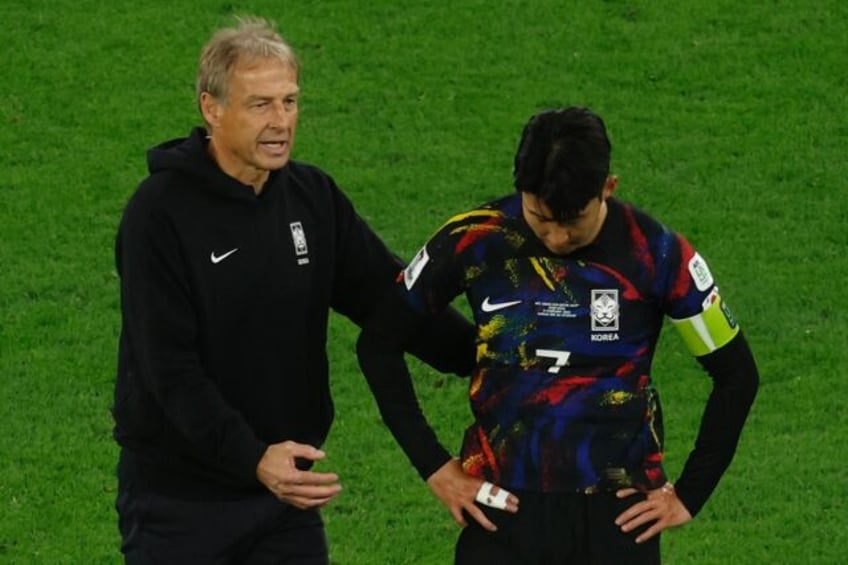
left=1, top=0, right=846, bottom=562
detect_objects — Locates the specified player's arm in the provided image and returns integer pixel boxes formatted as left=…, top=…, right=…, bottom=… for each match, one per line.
left=672, top=330, right=759, bottom=516
left=354, top=229, right=472, bottom=479
left=356, top=287, right=453, bottom=480
left=404, top=306, right=477, bottom=377
left=668, top=287, right=760, bottom=516
left=357, top=289, right=516, bottom=531
left=616, top=289, right=758, bottom=542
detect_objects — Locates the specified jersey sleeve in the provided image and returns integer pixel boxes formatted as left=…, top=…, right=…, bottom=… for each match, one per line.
left=663, top=234, right=740, bottom=356
left=399, top=217, right=470, bottom=316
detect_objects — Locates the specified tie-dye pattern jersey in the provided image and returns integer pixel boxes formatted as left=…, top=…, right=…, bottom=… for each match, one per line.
left=400, top=195, right=738, bottom=493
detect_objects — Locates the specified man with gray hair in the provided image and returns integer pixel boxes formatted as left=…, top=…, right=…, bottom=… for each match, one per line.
left=113, top=16, right=474, bottom=563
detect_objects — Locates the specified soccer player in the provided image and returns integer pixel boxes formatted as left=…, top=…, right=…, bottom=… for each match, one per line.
left=356, top=107, right=759, bottom=564
left=113, top=16, right=474, bottom=563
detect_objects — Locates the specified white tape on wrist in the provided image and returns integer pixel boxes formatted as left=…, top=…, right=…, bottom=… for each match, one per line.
left=475, top=481, right=511, bottom=510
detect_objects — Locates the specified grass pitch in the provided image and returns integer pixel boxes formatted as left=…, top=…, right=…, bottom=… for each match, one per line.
left=1, top=1, right=845, bottom=562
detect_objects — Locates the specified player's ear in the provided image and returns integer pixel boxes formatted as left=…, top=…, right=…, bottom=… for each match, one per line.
left=601, top=175, right=619, bottom=199
left=200, top=92, right=222, bottom=128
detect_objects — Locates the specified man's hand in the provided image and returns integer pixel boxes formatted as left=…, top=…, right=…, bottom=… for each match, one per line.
left=426, top=458, right=519, bottom=532
left=256, top=441, right=342, bottom=509
left=615, top=483, right=692, bottom=543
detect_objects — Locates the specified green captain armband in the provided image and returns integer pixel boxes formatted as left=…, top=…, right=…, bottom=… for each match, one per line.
left=671, top=288, right=740, bottom=357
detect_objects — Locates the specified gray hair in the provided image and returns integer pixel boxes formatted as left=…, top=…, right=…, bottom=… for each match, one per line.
left=196, top=16, right=299, bottom=106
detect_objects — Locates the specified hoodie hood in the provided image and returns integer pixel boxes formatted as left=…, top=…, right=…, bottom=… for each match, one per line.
left=146, top=127, right=284, bottom=202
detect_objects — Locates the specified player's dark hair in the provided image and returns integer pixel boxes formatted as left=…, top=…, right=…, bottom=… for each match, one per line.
left=513, top=106, right=611, bottom=221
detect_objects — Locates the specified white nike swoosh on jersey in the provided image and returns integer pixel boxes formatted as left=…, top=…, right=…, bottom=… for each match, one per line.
left=481, top=296, right=522, bottom=313
left=210, top=248, right=239, bottom=264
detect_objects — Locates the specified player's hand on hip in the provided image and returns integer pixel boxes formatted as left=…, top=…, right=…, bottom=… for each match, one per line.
left=257, top=441, right=342, bottom=509
left=615, top=482, right=692, bottom=543
left=426, top=458, right=519, bottom=532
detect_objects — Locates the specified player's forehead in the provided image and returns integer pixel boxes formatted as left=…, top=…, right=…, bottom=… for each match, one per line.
left=522, top=192, right=592, bottom=223
left=522, top=193, right=553, bottom=218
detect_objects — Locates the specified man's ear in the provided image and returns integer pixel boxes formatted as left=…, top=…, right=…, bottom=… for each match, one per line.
left=602, top=175, right=619, bottom=199
left=199, top=92, right=222, bottom=129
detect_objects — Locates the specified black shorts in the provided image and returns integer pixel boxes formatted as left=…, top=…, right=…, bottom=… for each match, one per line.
left=116, top=485, right=327, bottom=565
left=455, top=490, right=660, bottom=565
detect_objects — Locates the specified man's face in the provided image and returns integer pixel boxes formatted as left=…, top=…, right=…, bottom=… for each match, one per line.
left=201, top=56, right=299, bottom=190
left=521, top=177, right=617, bottom=255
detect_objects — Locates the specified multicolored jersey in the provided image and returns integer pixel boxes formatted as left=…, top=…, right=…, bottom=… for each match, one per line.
left=399, top=195, right=739, bottom=493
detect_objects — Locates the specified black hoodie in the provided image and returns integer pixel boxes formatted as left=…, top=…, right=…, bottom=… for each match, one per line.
left=114, top=128, right=474, bottom=497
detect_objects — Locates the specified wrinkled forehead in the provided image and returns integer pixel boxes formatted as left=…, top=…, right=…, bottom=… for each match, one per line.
left=231, top=54, right=298, bottom=80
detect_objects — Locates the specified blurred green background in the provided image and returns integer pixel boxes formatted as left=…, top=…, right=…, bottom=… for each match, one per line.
left=1, top=1, right=845, bottom=562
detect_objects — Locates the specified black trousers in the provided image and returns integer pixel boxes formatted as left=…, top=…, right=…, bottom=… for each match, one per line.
left=455, top=491, right=661, bottom=565
left=116, top=486, right=327, bottom=564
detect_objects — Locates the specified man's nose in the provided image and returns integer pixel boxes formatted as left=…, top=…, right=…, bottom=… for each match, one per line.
left=270, top=101, right=293, bottom=126
left=548, top=228, right=572, bottom=247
